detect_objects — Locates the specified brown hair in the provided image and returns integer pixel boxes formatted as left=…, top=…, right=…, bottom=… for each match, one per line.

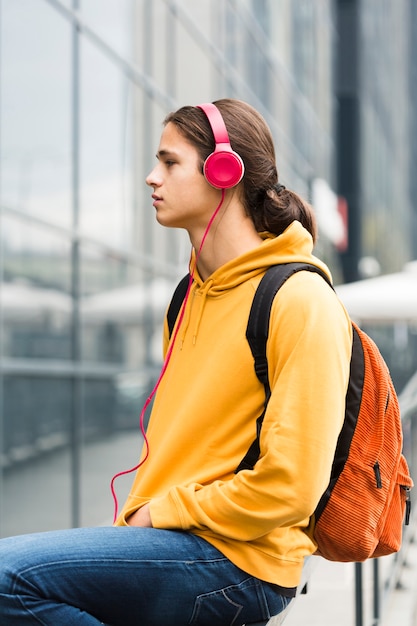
left=164, top=98, right=317, bottom=243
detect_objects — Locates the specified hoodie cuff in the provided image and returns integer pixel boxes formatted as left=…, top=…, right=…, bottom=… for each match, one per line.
left=149, top=492, right=196, bottom=530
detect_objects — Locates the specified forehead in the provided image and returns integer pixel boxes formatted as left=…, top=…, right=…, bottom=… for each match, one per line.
left=157, top=122, right=197, bottom=156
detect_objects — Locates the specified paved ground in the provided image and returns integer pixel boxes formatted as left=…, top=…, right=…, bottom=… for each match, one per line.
left=283, top=549, right=417, bottom=626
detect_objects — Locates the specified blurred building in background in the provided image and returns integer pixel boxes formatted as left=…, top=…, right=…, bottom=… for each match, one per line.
left=0, top=0, right=415, bottom=536
left=336, top=0, right=415, bottom=282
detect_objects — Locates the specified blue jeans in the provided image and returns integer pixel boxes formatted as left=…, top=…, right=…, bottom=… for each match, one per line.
left=0, top=527, right=292, bottom=625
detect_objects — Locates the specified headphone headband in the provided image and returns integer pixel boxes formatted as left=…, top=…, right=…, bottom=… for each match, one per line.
left=196, top=103, right=244, bottom=189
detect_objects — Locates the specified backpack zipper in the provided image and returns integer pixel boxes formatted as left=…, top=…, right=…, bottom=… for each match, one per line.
left=373, top=461, right=382, bottom=488
left=374, top=462, right=412, bottom=525
left=402, top=486, right=411, bottom=525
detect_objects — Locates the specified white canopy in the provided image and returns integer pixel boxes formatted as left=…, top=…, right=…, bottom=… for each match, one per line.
left=81, top=277, right=176, bottom=324
left=335, top=261, right=417, bottom=324
left=0, top=282, right=70, bottom=319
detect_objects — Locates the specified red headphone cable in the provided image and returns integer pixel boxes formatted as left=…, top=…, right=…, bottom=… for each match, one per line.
left=110, top=189, right=226, bottom=522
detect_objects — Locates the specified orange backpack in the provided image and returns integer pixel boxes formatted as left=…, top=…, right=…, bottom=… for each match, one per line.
left=311, top=321, right=412, bottom=561
left=167, top=262, right=413, bottom=562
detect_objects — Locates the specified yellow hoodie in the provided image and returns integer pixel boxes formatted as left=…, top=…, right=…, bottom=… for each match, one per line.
left=115, top=221, right=352, bottom=588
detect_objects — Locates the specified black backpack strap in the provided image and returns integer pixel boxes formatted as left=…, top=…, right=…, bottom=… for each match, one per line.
left=235, top=262, right=332, bottom=473
left=167, top=274, right=191, bottom=338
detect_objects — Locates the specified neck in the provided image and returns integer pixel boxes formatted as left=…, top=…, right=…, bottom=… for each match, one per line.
left=189, top=197, right=262, bottom=281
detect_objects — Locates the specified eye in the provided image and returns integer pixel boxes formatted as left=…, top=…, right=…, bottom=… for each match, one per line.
left=165, top=160, right=176, bottom=168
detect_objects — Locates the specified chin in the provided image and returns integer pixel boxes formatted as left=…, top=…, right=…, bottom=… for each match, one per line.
left=156, top=213, right=186, bottom=229
left=156, top=214, right=173, bottom=227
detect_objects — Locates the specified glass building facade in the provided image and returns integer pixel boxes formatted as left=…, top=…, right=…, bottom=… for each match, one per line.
left=0, top=0, right=413, bottom=536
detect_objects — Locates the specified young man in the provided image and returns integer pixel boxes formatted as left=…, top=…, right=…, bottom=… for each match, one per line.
left=0, top=100, right=351, bottom=625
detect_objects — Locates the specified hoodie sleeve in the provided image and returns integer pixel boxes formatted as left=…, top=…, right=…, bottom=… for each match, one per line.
left=149, top=272, right=352, bottom=541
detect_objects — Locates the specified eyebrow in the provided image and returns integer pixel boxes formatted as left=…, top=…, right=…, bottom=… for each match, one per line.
left=156, top=149, right=180, bottom=159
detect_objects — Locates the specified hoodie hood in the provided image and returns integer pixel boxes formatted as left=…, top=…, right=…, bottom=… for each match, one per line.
left=190, top=220, right=332, bottom=296
left=178, top=221, right=332, bottom=345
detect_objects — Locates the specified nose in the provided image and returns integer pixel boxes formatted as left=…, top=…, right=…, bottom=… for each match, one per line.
left=145, top=164, right=162, bottom=188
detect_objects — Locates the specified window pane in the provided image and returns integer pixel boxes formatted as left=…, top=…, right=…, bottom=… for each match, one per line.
left=0, top=0, right=72, bottom=228
left=79, top=39, right=134, bottom=248
left=0, top=216, right=72, bottom=360
left=80, top=0, right=134, bottom=62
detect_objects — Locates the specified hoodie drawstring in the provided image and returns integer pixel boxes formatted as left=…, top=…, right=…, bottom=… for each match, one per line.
left=192, top=279, right=213, bottom=344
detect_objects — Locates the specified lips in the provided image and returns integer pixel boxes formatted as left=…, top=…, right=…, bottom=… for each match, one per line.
left=152, top=193, right=162, bottom=207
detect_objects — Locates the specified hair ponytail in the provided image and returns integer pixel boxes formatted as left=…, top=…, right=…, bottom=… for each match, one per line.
left=251, top=185, right=318, bottom=244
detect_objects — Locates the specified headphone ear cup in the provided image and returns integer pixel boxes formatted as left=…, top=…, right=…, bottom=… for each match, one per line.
left=203, top=150, right=244, bottom=189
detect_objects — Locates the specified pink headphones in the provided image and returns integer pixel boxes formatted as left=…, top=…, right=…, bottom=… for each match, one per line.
left=197, top=103, right=245, bottom=189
